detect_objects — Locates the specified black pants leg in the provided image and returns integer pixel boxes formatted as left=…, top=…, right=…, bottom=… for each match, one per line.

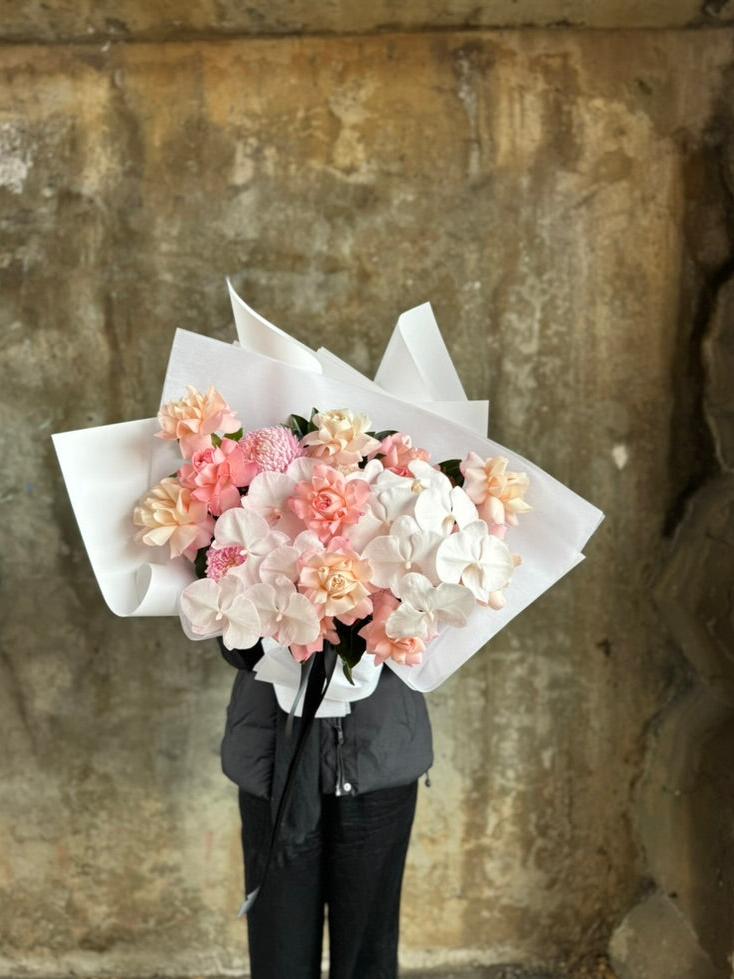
left=238, top=781, right=418, bottom=979
left=325, top=781, right=418, bottom=979
left=239, top=790, right=325, bottom=979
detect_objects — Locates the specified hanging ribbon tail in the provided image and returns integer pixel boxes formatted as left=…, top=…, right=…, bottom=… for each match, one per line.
left=285, top=656, right=315, bottom=739
left=237, top=644, right=339, bottom=917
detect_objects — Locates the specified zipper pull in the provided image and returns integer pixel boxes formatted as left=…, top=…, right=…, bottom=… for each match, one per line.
left=424, top=768, right=432, bottom=788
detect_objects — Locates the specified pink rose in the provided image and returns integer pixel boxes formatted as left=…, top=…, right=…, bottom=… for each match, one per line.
left=358, top=591, right=425, bottom=666
left=372, top=433, right=431, bottom=477
left=288, top=464, right=370, bottom=543
left=179, top=438, right=258, bottom=517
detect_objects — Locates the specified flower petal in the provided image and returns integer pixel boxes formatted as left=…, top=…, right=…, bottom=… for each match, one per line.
left=386, top=602, right=430, bottom=640
left=221, top=595, right=262, bottom=650
left=282, top=592, right=321, bottom=645
left=433, top=582, right=475, bottom=626
left=179, top=578, right=222, bottom=637
left=395, top=572, right=436, bottom=610
left=214, top=507, right=270, bottom=548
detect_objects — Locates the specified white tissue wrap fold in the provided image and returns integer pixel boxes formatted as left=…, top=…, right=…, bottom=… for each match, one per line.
left=254, top=640, right=383, bottom=718
left=159, top=328, right=603, bottom=693
left=52, top=417, right=197, bottom=617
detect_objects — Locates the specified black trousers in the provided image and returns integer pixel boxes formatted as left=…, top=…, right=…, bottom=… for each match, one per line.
left=239, top=780, right=418, bottom=979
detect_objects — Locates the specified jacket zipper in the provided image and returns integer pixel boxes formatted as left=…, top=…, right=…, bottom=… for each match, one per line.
left=334, top=717, right=351, bottom=796
left=424, top=767, right=432, bottom=787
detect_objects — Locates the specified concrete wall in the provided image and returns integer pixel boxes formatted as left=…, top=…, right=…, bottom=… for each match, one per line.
left=1, top=14, right=734, bottom=979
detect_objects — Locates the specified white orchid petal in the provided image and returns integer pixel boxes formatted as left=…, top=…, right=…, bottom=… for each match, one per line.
left=395, top=572, right=436, bottom=610
left=221, top=595, right=262, bottom=650
left=386, top=603, right=430, bottom=640
left=413, top=487, right=448, bottom=535
left=434, top=582, right=476, bottom=624
left=282, top=592, right=321, bottom=645
left=450, top=486, right=479, bottom=529
left=286, top=456, right=319, bottom=482
left=293, top=530, right=324, bottom=555
left=362, top=534, right=407, bottom=590
left=245, top=582, right=279, bottom=635
left=434, top=532, right=470, bottom=583
left=478, top=534, right=515, bottom=591
left=214, top=507, right=270, bottom=549
left=259, top=544, right=301, bottom=583
left=179, top=578, right=222, bottom=637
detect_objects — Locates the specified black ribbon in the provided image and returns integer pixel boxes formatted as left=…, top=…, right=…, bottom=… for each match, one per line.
left=238, top=642, right=339, bottom=916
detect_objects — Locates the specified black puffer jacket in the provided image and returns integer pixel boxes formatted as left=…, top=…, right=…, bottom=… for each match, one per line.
left=218, top=639, right=433, bottom=802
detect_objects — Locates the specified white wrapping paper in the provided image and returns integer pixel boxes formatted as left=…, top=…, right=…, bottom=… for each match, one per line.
left=254, top=640, right=382, bottom=718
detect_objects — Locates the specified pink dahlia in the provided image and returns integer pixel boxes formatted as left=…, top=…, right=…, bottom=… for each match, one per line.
left=206, top=544, right=246, bottom=583
left=239, top=426, right=305, bottom=474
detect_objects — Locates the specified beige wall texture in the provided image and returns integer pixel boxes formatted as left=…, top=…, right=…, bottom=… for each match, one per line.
left=1, top=11, right=734, bottom=979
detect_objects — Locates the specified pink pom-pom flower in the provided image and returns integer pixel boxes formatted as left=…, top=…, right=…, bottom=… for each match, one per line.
left=239, top=426, right=305, bottom=474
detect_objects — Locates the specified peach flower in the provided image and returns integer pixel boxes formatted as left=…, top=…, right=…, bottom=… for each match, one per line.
left=371, top=433, right=431, bottom=477
left=298, top=538, right=374, bottom=623
left=156, top=386, right=241, bottom=459
left=459, top=453, right=532, bottom=529
left=289, top=464, right=371, bottom=543
left=179, top=438, right=258, bottom=516
left=302, top=408, right=380, bottom=471
left=133, top=477, right=214, bottom=560
left=359, top=591, right=425, bottom=666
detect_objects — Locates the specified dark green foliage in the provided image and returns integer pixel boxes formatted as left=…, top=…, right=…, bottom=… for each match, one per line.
left=437, top=458, right=464, bottom=486
left=334, top=618, right=368, bottom=685
left=194, top=546, right=209, bottom=579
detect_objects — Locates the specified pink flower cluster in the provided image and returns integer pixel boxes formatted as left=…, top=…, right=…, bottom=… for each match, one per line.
left=136, top=389, right=533, bottom=674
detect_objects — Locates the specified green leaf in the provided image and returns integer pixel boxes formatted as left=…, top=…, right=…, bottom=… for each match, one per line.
left=194, top=546, right=209, bottom=579
left=438, top=458, right=464, bottom=486
left=334, top=618, right=367, bottom=685
left=224, top=427, right=243, bottom=442
left=287, top=414, right=309, bottom=438
left=373, top=429, right=397, bottom=441
left=211, top=433, right=222, bottom=448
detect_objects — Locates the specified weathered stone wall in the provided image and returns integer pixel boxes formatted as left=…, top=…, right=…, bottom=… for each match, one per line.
left=1, top=20, right=733, bottom=978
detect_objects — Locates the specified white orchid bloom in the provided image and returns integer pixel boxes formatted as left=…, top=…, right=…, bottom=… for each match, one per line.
left=386, top=572, right=475, bottom=641
left=435, top=519, right=515, bottom=603
left=246, top=576, right=321, bottom=647
left=241, top=471, right=305, bottom=538
left=212, top=507, right=288, bottom=584
left=179, top=574, right=261, bottom=650
left=258, top=530, right=324, bottom=583
left=414, top=483, right=478, bottom=537
left=372, top=460, right=450, bottom=520
left=362, top=516, right=442, bottom=593
left=350, top=458, right=384, bottom=484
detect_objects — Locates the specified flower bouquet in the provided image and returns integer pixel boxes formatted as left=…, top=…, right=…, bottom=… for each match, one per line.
left=53, top=280, right=603, bottom=698
left=135, top=393, right=532, bottom=687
